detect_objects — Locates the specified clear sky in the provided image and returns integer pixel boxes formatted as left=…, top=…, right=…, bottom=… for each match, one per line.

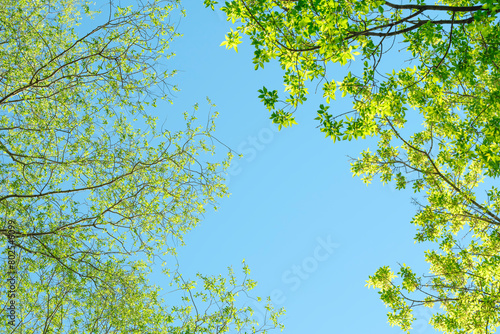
left=149, top=2, right=438, bottom=333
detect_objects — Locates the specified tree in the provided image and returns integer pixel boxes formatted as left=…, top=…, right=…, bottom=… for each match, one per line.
left=0, top=1, right=284, bottom=332
left=207, top=0, right=500, bottom=332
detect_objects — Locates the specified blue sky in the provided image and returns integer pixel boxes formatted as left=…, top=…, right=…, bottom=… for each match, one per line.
left=149, top=2, right=438, bottom=333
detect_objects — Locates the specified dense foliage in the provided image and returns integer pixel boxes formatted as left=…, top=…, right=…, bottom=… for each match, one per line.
left=207, top=0, right=500, bottom=332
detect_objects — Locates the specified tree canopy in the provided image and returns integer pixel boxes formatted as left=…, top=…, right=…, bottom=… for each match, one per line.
left=207, top=0, right=500, bottom=332
left=0, top=1, right=283, bottom=332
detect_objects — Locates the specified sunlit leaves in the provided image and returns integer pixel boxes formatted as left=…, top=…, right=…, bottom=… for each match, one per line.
left=220, top=28, right=242, bottom=52
left=270, top=110, right=297, bottom=130
left=211, top=0, right=500, bottom=332
left=0, top=1, right=283, bottom=332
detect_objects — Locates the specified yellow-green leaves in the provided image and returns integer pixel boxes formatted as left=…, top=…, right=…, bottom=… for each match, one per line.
left=270, top=110, right=297, bottom=130
left=220, top=28, right=242, bottom=52
left=212, top=0, right=500, bottom=332
left=366, top=266, right=396, bottom=291
left=0, top=1, right=283, bottom=333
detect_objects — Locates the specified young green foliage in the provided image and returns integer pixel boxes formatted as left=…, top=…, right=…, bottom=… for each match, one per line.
left=208, top=0, right=500, bottom=332
left=0, top=1, right=284, bottom=332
